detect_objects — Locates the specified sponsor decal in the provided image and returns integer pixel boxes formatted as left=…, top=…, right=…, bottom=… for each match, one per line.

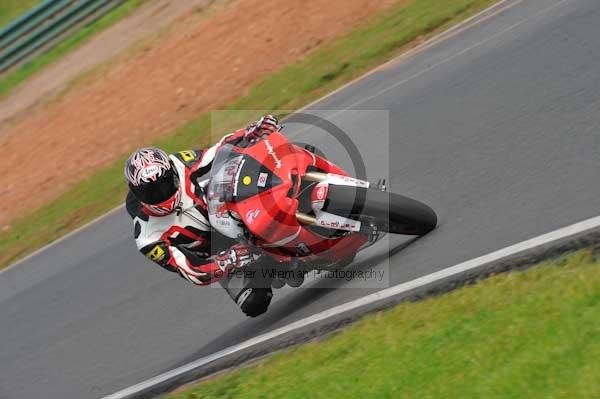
left=320, top=220, right=340, bottom=228
left=243, top=176, right=252, bottom=185
left=326, top=174, right=370, bottom=188
left=316, top=185, right=327, bottom=200
left=264, top=139, right=282, bottom=169
left=312, top=184, right=329, bottom=207
left=317, top=216, right=359, bottom=231
left=257, top=172, right=268, bottom=187
left=147, top=245, right=165, bottom=261
left=140, top=165, right=160, bottom=181
left=246, top=209, right=261, bottom=224
left=179, top=151, right=196, bottom=162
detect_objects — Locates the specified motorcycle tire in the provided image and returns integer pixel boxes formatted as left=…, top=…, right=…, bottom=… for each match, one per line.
left=324, top=185, right=437, bottom=235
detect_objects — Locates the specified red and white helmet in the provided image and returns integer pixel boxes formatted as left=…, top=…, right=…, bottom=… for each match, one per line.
left=125, top=147, right=180, bottom=216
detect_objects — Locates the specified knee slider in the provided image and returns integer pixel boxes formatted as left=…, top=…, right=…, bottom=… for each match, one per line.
left=236, top=287, right=273, bottom=317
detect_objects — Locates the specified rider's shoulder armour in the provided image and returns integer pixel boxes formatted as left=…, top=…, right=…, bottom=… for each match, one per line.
left=171, top=149, right=203, bottom=168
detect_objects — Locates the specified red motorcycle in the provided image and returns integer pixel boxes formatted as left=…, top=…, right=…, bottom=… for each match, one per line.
left=206, top=130, right=437, bottom=283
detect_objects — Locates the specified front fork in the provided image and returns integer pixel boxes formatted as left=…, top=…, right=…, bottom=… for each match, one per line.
left=295, top=172, right=386, bottom=243
left=296, top=172, right=367, bottom=231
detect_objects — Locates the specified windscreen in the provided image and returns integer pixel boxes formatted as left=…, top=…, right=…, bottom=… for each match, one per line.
left=206, top=144, right=244, bottom=217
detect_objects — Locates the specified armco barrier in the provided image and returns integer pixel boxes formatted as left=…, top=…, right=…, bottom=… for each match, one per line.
left=0, top=0, right=57, bottom=46
left=0, top=0, right=73, bottom=51
left=0, top=0, right=124, bottom=73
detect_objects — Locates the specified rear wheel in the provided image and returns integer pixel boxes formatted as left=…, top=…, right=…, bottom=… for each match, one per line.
left=324, top=186, right=437, bottom=235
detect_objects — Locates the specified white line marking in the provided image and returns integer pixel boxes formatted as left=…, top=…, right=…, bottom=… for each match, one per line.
left=347, top=0, right=569, bottom=109
left=103, top=215, right=600, bottom=399
left=294, top=0, right=570, bottom=132
left=293, top=0, right=517, bottom=114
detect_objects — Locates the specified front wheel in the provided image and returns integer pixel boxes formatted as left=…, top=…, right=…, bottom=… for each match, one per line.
left=324, top=186, right=437, bottom=235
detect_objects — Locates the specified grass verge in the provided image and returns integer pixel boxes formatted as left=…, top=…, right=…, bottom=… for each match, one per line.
left=0, top=0, right=150, bottom=99
left=0, top=0, right=41, bottom=27
left=167, top=250, right=600, bottom=399
left=0, top=0, right=499, bottom=268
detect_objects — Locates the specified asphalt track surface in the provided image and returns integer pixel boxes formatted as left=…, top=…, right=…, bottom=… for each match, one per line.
left=2, top=0, right=600, bottom=397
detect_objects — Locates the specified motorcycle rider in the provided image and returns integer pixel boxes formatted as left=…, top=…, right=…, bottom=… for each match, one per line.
left=124, top=115, right=281, bottom=317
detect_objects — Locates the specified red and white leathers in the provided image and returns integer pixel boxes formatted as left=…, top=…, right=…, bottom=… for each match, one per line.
left=126, top=129, right=249, bottom=286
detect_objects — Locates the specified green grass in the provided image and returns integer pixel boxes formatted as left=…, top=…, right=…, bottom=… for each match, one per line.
left=0, top=0, right=41, bottom=27
left=0, top=0, right=499, bottom=268
left=0, top=0, right=150, bottom=99
left=167, top=250, right=600, bottom=399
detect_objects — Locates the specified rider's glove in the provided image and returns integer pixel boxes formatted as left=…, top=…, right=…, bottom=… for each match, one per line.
left=244, top=115, right=281, bottom=142
left=215, top=244, right=258, bottom=271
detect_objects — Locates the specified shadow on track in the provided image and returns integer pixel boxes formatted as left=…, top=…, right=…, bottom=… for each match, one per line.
left=176, top=236, right=422, bottom=365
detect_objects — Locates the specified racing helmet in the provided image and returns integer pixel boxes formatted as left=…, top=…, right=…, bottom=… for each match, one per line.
left=125, top=147, right=180, bottom=216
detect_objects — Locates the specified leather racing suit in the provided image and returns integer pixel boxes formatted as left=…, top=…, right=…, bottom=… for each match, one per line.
left=125, top=128, right=273, bottom=317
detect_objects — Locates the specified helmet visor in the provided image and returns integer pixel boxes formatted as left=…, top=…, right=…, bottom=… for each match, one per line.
left=131, top=169, right=180, bottom=205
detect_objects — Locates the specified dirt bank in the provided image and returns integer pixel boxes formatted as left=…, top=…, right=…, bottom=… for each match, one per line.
left=0, top=0, right=396, bottom=228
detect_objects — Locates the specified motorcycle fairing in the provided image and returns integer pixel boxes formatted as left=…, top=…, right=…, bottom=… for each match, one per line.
left=208, top=131, right=369, bottom=262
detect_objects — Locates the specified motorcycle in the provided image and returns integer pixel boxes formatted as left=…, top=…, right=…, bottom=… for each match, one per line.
left=206, top=129, right=437, bottom=290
